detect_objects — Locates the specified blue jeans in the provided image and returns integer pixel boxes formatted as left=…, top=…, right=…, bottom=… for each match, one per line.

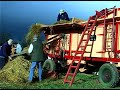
left=28, top=61, right=42, bottom=81
left=0, top=56, right=5, bottom=69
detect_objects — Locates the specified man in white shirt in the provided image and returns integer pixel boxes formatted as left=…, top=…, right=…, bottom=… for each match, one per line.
left=16, top=43, right=22, bottom=54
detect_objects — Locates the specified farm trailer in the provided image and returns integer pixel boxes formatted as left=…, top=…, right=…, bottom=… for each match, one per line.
left=42, top=6, right=120, bottom=88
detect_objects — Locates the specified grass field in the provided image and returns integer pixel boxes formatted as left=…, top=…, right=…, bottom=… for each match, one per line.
left=0, top=73, right=120, bottom=89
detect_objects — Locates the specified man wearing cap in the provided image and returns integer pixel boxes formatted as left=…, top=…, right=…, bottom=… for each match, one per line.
left=57, top=9, right=70, bottom=21
left=0, top=39, right=13, bottom=69
left=28, top=34, right=46, bottom=82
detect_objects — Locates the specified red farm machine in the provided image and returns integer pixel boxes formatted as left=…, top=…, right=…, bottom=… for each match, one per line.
left=42, top=6, right=120, bottom=88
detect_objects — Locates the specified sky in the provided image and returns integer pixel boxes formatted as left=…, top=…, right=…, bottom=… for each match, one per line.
left=0, top=1, right=120, bottom=42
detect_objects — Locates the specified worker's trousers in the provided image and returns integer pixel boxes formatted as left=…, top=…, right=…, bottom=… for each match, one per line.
left=0, top=56, right=5, bottom=69
left=28, top=61, right=42, bottom=81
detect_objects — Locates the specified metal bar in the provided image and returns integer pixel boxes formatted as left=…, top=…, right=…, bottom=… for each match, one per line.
left=103, top=8, right=107, bottom=51
left=116, top=23, right=118, bottom=52
left=111, top=7, right=116, bottom=55
left=69, top=33, right=72, bottom=56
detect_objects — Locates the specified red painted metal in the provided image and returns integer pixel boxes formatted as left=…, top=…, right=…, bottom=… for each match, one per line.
left=116, top=23, right=118, bottom=52
left=117, top=50, right=120, bottom=53
left=118, top=8, right=120, bottom=10
left=64, top=55, right=120, bottom=62
left=100, top=6, right=118, bottom=19
left=69, top=33, right=72, bottom=56
left=112, top=7, right=116, bottom=57
left=103, top=8, right=107, bottom=52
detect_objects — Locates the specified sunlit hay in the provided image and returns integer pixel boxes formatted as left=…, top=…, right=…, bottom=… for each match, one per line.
left=72, top=18, right=85, bottom=23
left=53, top=18, right=85, bottom=25
left=54, top=20, right=71, bottom=24
left=25, top=23, right=45, bottom=43
left=22, top=46, right=29, bottom=54
left=0, top=56, right=38, bottom=83
left=54, top=18, right=85, bottom=25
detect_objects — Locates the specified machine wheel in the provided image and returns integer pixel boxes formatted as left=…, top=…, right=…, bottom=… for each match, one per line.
left=42, top=59, right=56, bottom=79
left=42, top=59, right=56, bottom=72
left=98, top=63, right=119, bottom=88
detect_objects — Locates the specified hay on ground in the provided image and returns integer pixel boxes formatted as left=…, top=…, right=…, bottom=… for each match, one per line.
left=0, top=56, right=38, bottom=83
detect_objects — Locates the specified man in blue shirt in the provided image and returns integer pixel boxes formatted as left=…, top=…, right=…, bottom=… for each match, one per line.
left=57, top=9, right=70, bottom=21
left=0, top=39, right=13, bottom=69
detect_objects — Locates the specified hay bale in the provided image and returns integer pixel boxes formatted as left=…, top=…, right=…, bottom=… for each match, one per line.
left=0, top=56, right=38, bottom=83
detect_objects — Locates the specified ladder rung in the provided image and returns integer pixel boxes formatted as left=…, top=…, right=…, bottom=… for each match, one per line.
left=107, top=28, right=112, bottom=30
left=106, top=51, right=112, bottom=52
left=98, top=33, right=104, bottom=36
left=85, top=51, right=91, bottom=53
left=70, top=66, right=77, bottom=68
left=96, top=51, right=105, bottom=53
left=84, top=33, right=89, bottom=35
left=106, top=41, right=112, bottom=42
left=87, top=44, right=92, bottom=46
left=107, top=31, right=112, bottom=33
left=80, top=46, right=85, bottom=48
left=64, top=80, right=71, bottom=83
left=107, top=38, right=112, bottom=39
left=82, top=39, right=88, bottom=41
left=68, top=73, right=74, bottom=76
left=106, top=48, right=112, bottom=49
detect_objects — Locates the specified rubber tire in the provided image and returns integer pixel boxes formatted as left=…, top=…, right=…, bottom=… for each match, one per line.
left=42, top=59, right=56, bottom=71
left=98, top=63, right=119, bottom=88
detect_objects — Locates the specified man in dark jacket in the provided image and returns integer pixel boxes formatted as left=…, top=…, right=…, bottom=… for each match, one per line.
left=0, top=39, right=13, bottom=69
left=57, top=9, right=70, bottom=21
left=28, top=33, right=46, bottom=82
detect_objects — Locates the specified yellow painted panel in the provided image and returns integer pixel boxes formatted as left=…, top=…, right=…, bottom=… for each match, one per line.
left=117, top=9, right=120, bottom=16
left=91, top=26, right=103, bottom=57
